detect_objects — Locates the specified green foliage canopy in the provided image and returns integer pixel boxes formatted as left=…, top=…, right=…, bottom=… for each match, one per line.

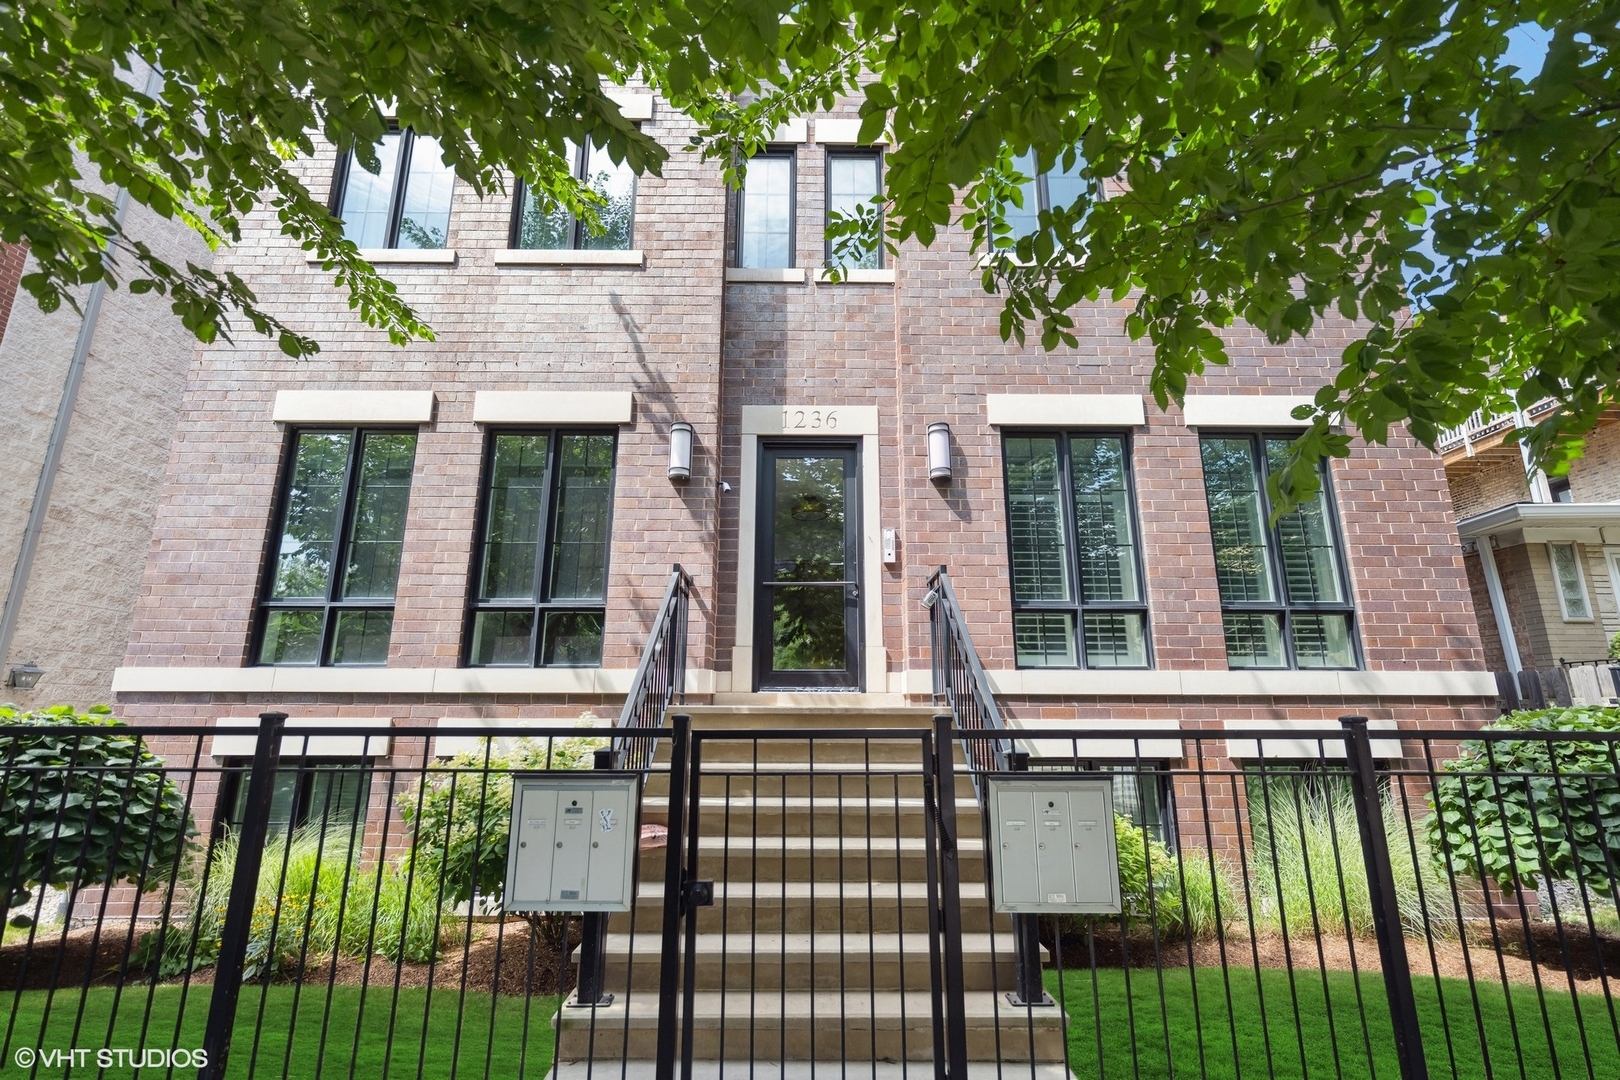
left=701, top=0, right=1619, bottom=507
left=0, top=0, right=772, bottom=354
left=1427, top=706, right=1620, bottom=897
left=7, top=0, right=1616, bottom=507
left=0, top=705, right=193, bottom=926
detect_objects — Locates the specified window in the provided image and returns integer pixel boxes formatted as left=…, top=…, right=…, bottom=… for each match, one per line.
left=468, top=431, right=617, bottom=667
left=1200, top=434, right=1358, bottom=669
left=1006, top=150, right=1091, bottom=240
left=737, top=153, right=795, bottom=268
left=1002, top=432, right=1149, bottom=668
left=1549, top=543, right=1593, bottom=620
left=1548, top=475, right=1574, bottom=503
left=221, top=762, right=371, bottom=837
left=512, top=140, right=636, bottom=251
left=825, top=151, right=881, bottom=269
left=333, top=129, right=455, bottom=249
left=257, top=430, right=418, bottom=666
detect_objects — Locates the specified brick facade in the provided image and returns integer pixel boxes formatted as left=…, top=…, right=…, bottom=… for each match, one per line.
left=112, top=97, right=1499, bottom=781
left=0, top=241, right=26, bottom=340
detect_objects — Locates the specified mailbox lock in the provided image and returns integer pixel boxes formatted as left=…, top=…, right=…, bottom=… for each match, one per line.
left=520, top=841, right=527, bottom=849
left=592, top=841, right=600, bottom=848
left=556, top=841, right=564, bottom=848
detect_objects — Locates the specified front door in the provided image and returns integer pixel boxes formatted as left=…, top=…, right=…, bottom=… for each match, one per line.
left=755, top=443, right=862, bottom=690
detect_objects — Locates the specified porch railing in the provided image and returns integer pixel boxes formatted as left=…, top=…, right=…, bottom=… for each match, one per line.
left=611, top=563, right=693, bottom=772
left=925, top=566, right=1011, bottom=778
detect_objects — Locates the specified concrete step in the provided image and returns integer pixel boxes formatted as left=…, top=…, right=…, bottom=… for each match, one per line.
left=645, top=796, right=982, bottom=840
left=553, top=1063, right=1070, bottom=1080
left=586, top=931, right=1034, bottom=991
left=643, top=766, right=979, bottom=802
left=609, top=881, right=999, bottom=934
left=638, top=835, right=985, bottom=884
left=555, top=990, right=1067, bottom=1062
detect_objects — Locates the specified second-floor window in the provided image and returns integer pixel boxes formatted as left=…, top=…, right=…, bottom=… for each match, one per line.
left=258, top=429, right=418, bottom=666
left=333, top=129, right=455, bottom=249
left=1200, top=434, right=1358, bottom=669
left=1003, top=432, right=1149, bottom=668
left=1006, top=150, right=1090, bottom=241
left=737, top=152, right=795, bottom=268
left=825, top=150, right=882, bottom=270
left=468, top=431, right=617, bottom=667
left=513, top=140, right=636, bottom=251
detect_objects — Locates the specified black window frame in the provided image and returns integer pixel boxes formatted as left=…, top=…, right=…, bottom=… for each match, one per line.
left=1199, top=431, right=1362, bottom=671
left=216, top=758, right=374, bottom=839
left=253, top=426, right=418, bottom=668
left=507, top=139, right=638, bottom=251
left=329, top=125, right=452, bottom=250
left=464, top=427, right=620, bottom=668
left=735, top=149, right=798, bottom=269
left=823, top=147, right=883, bottom=269
left=1000, top=428, right=1153, bottom=670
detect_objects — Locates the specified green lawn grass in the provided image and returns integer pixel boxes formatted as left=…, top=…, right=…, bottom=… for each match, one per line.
left=3, top=984, right=561, bottom=1078
left=1048, top=965, right=1620, bottom=1080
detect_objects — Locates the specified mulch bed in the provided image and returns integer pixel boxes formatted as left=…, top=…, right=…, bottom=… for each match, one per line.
left=0, top=920, right=580, bottom=997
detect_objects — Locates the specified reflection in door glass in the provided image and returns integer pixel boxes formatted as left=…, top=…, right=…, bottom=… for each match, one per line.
left=771, top=455, right=847, bottom=670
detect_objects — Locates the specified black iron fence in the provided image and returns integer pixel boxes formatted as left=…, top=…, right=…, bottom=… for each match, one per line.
left=2, top=711, right=1619, bottom=1079
left=948, top=721, right=1620, bottom=1080
left=0, top=717, right=665, bottom=1079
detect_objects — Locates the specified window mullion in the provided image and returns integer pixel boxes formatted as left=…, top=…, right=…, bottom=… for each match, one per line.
left=320, top=429, right=366, bottom=663
left=386, top=130, right=415, bottom=249
left=1056, top=433, right=1089, bottom=667
left=1253, top=433, right=1290, bottom=618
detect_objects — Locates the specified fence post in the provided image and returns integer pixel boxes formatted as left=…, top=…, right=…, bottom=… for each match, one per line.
left=1005, top=750, right=1051, bottom=1006
left=199, top=710, right=286, bottom=1080
left=654, top=713, right=691, bottom=1080
left=1341, top=715, right=1429, bottom=1080
left=573, top=748, right=617, bottom=1007
left=933, top=714, right=970, bottom=1080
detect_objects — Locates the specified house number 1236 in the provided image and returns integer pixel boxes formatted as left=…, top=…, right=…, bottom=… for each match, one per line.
left=782, top=408, right=839, bottom=431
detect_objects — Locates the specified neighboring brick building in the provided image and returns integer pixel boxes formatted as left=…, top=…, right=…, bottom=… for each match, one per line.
left=0, top=205, right=210, bottom=710
left=105, top=95, right=1498, bottom=833
left=1443, top=405, right=1620, bottom=696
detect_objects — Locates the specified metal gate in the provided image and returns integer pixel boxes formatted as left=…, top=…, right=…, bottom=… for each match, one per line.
left=655, top=719, right=951, bottom=1080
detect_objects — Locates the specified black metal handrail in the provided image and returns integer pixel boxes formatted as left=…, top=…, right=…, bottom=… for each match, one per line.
left=612, top=564, right=693, bottom=771
left=925, top=566, right=1012, bottom=779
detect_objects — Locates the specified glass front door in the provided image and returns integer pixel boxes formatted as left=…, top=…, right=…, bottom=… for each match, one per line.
left=755, top=444, right=862, bottom=689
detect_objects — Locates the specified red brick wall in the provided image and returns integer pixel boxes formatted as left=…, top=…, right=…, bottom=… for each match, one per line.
left=0, top=241, right=27, bottom=342
left=116, top=97, right=1495, bottom=734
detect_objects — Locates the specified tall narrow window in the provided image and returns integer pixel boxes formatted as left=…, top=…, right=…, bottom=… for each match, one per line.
left=1549, top=543, right=1593, bottom=620
left=1006, top=150, right=1091, bottom=240
left=1200, top=434, right=1358, bottom=669
left=334, top=130, right=455, bottom=249
left=512, top=140, right=636, bottom=250
left=825, top=151, right=881, bottom=269
left=1003, top=432, right=1149, bottom=668
left=737, top=153, right=795, bottom=268
left=468, top=431, right=617, bottom=667
left=258, top=429, right=418, bottom=666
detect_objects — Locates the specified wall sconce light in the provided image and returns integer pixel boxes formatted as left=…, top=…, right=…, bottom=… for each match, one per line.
left=6, top=661, right=43, bottom=691
left=927, top=422, right=952, bottom=482
left=668, top=422, right=694, bottom=481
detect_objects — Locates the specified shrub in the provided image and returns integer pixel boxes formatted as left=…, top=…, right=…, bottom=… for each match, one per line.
left=1610, top=632, right=1620, bottom=661
left=0, top=705, right=193, bottom=929
left=1427, top=706, right=1620, bottom=897
left=403, top=735, right=603, bottom=946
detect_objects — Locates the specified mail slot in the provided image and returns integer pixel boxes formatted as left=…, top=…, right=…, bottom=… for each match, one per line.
left=504, top=775, right=640, bottom=912
left=987, top=777, right=1121, bottom=914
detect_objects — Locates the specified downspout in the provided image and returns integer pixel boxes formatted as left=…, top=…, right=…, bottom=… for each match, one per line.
left=1477, top=538, right=1522, bottom=675
left=0, top=190, right=134, bottom=672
